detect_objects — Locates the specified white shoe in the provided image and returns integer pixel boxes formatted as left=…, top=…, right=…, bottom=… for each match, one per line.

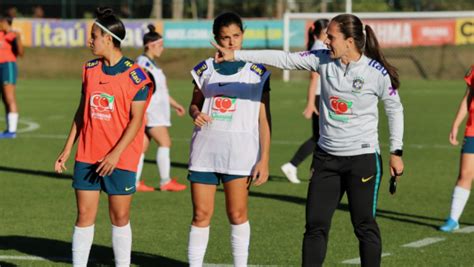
left=281, top=163, right=300, bottom=184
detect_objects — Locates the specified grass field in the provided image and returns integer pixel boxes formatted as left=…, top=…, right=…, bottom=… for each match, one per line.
left=1, top=77, right=474, bottom=266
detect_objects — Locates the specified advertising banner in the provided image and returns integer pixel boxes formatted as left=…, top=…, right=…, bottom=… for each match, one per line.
left=11, top=20, right=33, bottom=47
left=163, top=20, right=305, bottom=48
left=364, top=19, right=457, bottom=47
left=10, top=17, right=474, bottom=48
left=455, top=18, right=473, bottom=45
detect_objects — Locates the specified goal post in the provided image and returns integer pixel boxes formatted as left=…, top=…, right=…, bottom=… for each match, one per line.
left=282, top=11, right=474, bottom=81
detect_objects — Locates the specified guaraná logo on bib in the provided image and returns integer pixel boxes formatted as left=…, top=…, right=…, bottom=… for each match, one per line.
left=211, top=95, right=236, bottom=121
left=90, top=92, right=115, bottom=120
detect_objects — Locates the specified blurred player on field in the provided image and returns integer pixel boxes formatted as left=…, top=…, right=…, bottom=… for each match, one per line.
left=134, top=24, right=187, bottom=192
left=0, top=12, right=24, bottom=138
left=439, top=65, right=474, bottom=232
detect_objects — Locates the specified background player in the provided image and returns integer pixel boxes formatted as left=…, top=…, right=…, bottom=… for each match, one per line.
left=0, top=13, right=24, bottom=138
left=439, top=65, right=474, bottom=232
left=281, top=18, right=329, bottom=183
left=135, top=24, right=187, bottom=192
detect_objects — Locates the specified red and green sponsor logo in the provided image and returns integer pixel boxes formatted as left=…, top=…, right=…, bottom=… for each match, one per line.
left=211, top=95, right=236, bottom=121
left=90, top=92, right=115, bottom=120
left=329, top=96, right=352, bottom=122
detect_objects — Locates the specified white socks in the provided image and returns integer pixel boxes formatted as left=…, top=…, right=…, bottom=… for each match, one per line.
left=112, top=222, right=132, bottom=267
left=188, top=225, right=210, bottom=267
left=231, top=221, right=250, bottom=267
left=72, top=224, right=95, bottom=267
left=449, top=186, right=471, bottom=222
left=157, top=147, right=171, bottom=185
left=7, top=112, right=19, bottom=132
left=135, top=153, right=145, bottom=186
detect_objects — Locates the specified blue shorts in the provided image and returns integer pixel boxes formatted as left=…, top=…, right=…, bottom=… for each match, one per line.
left=0, top=62, right=17, bottom=85
left=73, top=161, right=137, bottom=195
left=462, top=137, right=474, bottom=154
left=187, top=171, right=248, bottom=185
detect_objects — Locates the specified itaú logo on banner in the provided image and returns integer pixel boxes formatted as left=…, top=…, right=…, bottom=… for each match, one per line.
left=90, top=92, right=115, bottom=120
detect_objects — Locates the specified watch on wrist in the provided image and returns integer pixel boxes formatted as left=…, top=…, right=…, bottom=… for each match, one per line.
left=390, top=149, right=403, bottom=157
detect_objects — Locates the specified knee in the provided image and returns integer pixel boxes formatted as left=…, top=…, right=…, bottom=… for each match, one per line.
left=193, top=208, right=213, bottom=226
left=227, top=209, right=248, bottom=225
left=109, top=210, right=130, bottom=226
left=76, top=207, right=97, bottom=226
left=304, top=215, right=332, bottom=237
left=352, top=218, right=380, bottom=238
left=459, top=169, right=474, bottom=181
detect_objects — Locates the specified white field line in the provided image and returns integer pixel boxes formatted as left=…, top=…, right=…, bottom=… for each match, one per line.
left=454, top=226, right=474, bottom=233
left=204, top=265, right=278, bottom=267
left=341, top=253, right=391, bottom=264
left=0, top=255, right=69, bottom=261
left=0, top=256, right=277, bottom=266
left=402, top=237, right=445, bottom=248
left=19, top=133, right=455, bottom=150
left=0, top=118, right=40, bottom=133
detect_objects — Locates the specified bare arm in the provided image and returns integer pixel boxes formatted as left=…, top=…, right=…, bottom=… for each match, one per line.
left=169, top=95, right=185, bottom=116
left=95, top=100, right=148, bottom=176
left=449, top=87, right=470, bottom=146
left=54, top=94, right=85, bottom=173
left=14, top=32, right=24, bottom=57
left=253, top=90, right=271, bottom=186
left=303, top=71, right=320, bottom=118
left=189, top=84, right=212, bottom=127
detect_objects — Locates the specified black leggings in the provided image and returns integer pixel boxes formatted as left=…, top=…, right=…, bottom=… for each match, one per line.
left=290, top=96, right=320, bottom=167
left=302, top=147, right=383, bottom=267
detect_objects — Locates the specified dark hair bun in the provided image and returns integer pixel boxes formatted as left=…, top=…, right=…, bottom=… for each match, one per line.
left=95, top=7, right=115, bottom=20
left=147, top=24, right=156, bottom=33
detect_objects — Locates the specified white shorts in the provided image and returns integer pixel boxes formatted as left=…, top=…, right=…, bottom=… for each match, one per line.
left=146, top=93, right=171, bottom=127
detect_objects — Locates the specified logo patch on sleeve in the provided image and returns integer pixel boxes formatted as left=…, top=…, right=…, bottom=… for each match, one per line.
left=85, top=59, right=99, bottom=69
left=193, top=61, right=208, bottom=77
left=124, top=60, right=134, bottom=68
left=129, top=68, right=147, bottom=85
left=250, top=64, right=266, bottom=76
left=368, top=59, right=388, bottom=76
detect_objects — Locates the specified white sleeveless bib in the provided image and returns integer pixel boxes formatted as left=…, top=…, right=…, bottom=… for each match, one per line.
left=189, top=58, right=270, bottom=175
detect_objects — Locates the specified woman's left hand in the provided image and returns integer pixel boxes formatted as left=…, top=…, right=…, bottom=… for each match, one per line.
left=389, top=155, right=404, bottom=180
left=174, top=104, right=186, bottom=117
left=96, top=152, right=121, bottom=177
left=252, top=161, right=269, bottom=186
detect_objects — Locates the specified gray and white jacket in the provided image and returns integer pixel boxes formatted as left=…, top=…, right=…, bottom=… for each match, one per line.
left=235, top=49, right=404, bottom=156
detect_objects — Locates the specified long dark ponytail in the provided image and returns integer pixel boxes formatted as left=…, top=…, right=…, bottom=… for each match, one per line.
left=307, top=19, right=329, bottom=50
left=332, top=14, right=400, bottom=89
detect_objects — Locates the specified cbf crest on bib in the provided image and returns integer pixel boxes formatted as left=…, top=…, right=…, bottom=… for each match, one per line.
left=351, top=76, right=364, bottom=94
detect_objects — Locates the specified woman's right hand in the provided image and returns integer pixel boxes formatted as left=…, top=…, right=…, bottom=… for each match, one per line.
left=193, top=112, right=212, bottom=127
left=211, top=42, right=235, bottom=63
left=449, top=126, right=459, bottom=146
left=54, top=150, right=71, bottom=173
left=302, top=103, right=318, bottom=119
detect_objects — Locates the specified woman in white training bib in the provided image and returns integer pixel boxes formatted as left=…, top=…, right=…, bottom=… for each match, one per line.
left=187, top=12, right=272, bottom=267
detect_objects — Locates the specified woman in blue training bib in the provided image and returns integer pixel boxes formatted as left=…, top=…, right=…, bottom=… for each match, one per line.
left=187, top=12, right=272, bottom=267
